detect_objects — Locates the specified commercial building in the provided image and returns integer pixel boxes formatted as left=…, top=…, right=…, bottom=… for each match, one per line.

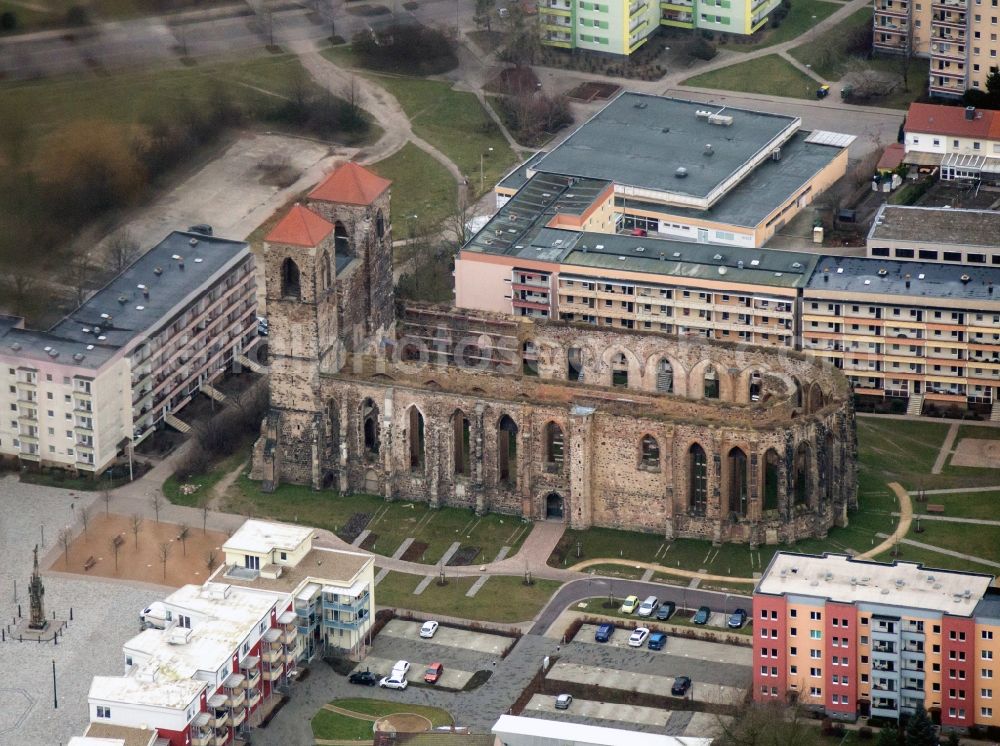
left=539, top=0, right=781, bottom=54
left=84, top=520, right=374, bottom=746
left=492, top=714, right=714, bottom=745
left=753, top=552, right=1000, bottom=730
left=867, top=205, right=1000, bottom=266
left=900, top=103, right=1000, bottom=181
left=873, top=0, right=1000, bottom=97
left=0, top=230, right=257, bottom=475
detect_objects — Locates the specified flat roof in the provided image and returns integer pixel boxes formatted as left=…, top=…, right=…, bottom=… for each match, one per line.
left=533, top=91, right=798, bottom=202
left=807, top=255, right=1000, bottom=302
left=492, top=714, right=713, bottom=745
left=868, top=205, right=1000, bottom=249
left=220, top=546, right=373, bottom=594
left=756, top=552, right=992, bottom=617
left=224, top=519, right=315, bottom=554
left=89, top=675, right=205, bottom=710
left=83, top=724, right=158, bottom=746
left=1, top=231, right=248, bottom=370
left=69, top=739, right=127, bottom=746
left=497, top=151, right=546, bottom=191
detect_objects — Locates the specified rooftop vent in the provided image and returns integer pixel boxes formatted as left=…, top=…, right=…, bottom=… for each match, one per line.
left=918, top=273, right=925, bottom=280
left=863, top=279, right=871, bottom=285
left=737, top=260, right=744, bottom=269
left=100, top=313, right=110, bottom=320
left=619, top=256, right=627, bottom=261
left=135, top=306, right=145, bottom=311
left=696, top=109, right=712, bottom=120
left=662, top=127, right=670, bottom=133
left=675, top=167, right=688, bottom=179
left=709, top=113, right=734, bottom=126
left=718, top=267, right=727, bottom=275
left=672, top=252, right=681, bottom=258
left=750, top=259, right=760, bottom=266
left=966, top=105, right=976, bottom=121
left=82, top=328, right=90, bottom=334
left=791, top=262, right=802, bottom=269
left=703, top=144, right=714, bottom=156
left=188, top=237, right=198, bottom=246
left=118, top=295, right=127, bottom=305
left=97, top=335, right=107, bottom=341
left=771, top=148, right=782, bottom=161
left=775, top=272, right=783, bottom=277
left=635, top=246, right=645, bottom=253
left=171, top=254, right=181, bottom=261
left=9, top=342, right=20, bottom=351
left=878, top=268, right=887, bottom=277
left=86, top=345, right=94, bottom=351
left=47, top=349, right=58, bottom=358
left=73, top=353, right=84, bottom=362
left=634, top=101, right=648, bottom=109
left=905, top=273, right=911, bottom=288
left=713, top=253, right=723, bottom=260
left=596, top=244, right=604, bottom=249
left=154, top=267, right=163, bottom=276
left=961, top=274, right=971, bottom=283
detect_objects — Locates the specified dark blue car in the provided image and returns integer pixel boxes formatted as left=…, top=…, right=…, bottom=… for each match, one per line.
left=595, top=623, right=615, bottom=642
left=647, top=631, right=667, bottom=650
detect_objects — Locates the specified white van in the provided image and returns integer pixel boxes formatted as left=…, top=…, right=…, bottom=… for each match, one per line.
left=139, top=601, right=169, bottom=629
left=637, top=595, right=659, bottom=617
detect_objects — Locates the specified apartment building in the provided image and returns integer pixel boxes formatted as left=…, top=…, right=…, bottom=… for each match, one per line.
left=802, top=255, right=1000, bottom=416
left=539, top=0, right=781, bottom=53
left=900, top=103, right=1000, bottom=181
left=753, top=552, right=1000, bottom=730
left=0, top=230, right=257, bottom=475
left=84, top=520, right=374, bottom=746
left=873, top=0, right=1000, bottom=97
left=868, top=204, right=1000, bottom=265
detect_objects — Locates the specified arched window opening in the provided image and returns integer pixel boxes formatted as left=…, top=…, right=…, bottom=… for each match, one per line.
left=703, top=365, right=719, bottom=399
left=453, top=411, right=471, bottom=477
left=567, top=347, right=584, bottom=382
left=611, top=352, right=628, bottom=388
left=809, top=384, right=825, bottom=413
left=362, top=398, right=380, bottom=460
left=408, top=406, right=425, bottom=472
left=280, top=257, right=301, bottom=299
left=376, top=210, right=385, bottom=239
left=689, top=443, right=708, bottom=514
left=728, top=447, right=748, bottom=518
left=793, top=378, right=803, bottom=409
left=748, top=370, right=762, bottom=403
left=656, top=359, right=674, bottom=393
left=544, top=422, right=564, bottom=472
left=523, top=341, right=539, bottom=376
left=824, top=432, right=835, bottom=503
left=498, top=415, right=519, bottom=486
left=794, top=442, right=811, bottom=505
left=763, top=448, right=780, bottom=512
left=320, top=250, right=332, bottom=291
left=640, top=435, right=660, bottom=470
left=334, top=220, right=350, bottom=256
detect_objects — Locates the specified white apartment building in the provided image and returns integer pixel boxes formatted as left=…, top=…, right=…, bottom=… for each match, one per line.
left=0, top=230, right=258, bottom=475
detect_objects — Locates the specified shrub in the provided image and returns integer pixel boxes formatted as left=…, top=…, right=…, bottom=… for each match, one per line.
left=352, top=24, right=458, bottom=75
left=689, top=37, right=717, bottom=60
left=65, top=5, right=90, bottom=26
left=0, top=11, right=17, bottom=30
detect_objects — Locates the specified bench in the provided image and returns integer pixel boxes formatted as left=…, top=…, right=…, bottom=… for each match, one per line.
left=83, top=556, right=97, bottom=571
left=112, top=535, right=125, bottom=549
left=926, top=504, right=945, bottom=515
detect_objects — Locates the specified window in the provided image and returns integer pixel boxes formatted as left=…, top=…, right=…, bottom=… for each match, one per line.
left=811, top=630, right=822, bottom=640
left=810, top=649, right=821, bottom=659
left=986, top=650, right=995, bottom=660
left=96, top=706, right=111, bottom=719
left=810, top=611, right=822, bottom=621
left=640, top=435, right=660, bottom=470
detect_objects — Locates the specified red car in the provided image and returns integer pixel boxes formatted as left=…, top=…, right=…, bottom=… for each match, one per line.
left=424, top=662, right=444, bottom=684
left=630, top=227, right=647, bottom=237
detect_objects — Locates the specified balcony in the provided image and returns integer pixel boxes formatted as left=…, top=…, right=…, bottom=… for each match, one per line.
left=629, top=0, right=649, bottom=14
left=262, top=646, right=281, bottom=665
left=262, top=666, right=283, bottom=682
left=231, top=707, right=247, bottom=728
left=191, top=729, right=213, bottom=746
left=247, top=688, right=262, bottom=708
left=224, top=689, right=246, bottom=708
left=244, top=669, right=261, bottom=689
left=280, top=627, right=296, bottom=645
left=208, top=709, right=230, bottom=728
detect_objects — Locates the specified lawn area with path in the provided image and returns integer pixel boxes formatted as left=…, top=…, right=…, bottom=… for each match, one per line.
left=787, top=7, right=874, bottom=79
left=683, top=54, right=819, bottom=99
left=312, top=697, right=452, bottom=741
left=375, top=571, right=561, bottom=623
left=719, top=0, right=839, bottom=50
left=370, top=142, right=458, bottom=236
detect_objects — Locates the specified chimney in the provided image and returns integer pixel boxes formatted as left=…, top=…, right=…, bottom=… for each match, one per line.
left=966, top=106, right=976, bottom=120
left=904, top=273, right=911, bottom=289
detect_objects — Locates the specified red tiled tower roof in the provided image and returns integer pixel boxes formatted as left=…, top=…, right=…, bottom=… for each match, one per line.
left=309, top=161, right=392, bottom=205
left=264, top=205, right=334, bottom=247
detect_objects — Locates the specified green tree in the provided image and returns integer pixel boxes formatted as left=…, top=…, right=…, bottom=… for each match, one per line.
left=986, top=70, right=1000, bottom=108
left=474, top=0, right=495, bottom=31
left=904, top=704, right=936, bottom=746
left=944, top=731, right=960, bottom=746
left=877, top=725, right=900, bottom=746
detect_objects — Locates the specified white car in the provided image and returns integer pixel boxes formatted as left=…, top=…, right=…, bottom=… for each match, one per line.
left=391, top=660, right=410, bottom=678
left=419, top=621, right=439, bottom=639
left=628, top=627, right=650, bottom=647
left=379, top=674, right=408, bottom=690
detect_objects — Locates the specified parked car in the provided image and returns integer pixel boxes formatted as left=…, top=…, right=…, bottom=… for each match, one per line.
left=379, top=674, right=408, bottom=690
left=628, top=627, right=650, bottom=647
left=139, top=601, right=169, bottom=629
left=424, top=662, right=444, bottom=684
left=647, top=631, right=667, bottom=651
left=391, top=660, right=410, bottom=678
left=671, top=675, right=692, bottom=696
left=620, top=595, right=640, bottom=614
left=420, top=620, right=439, bottom=638
left=637, top=595, right=659, bottom=617
left=348, top=670, right=378, bottom=686
left=656, top=601, right=676, bottom=621
left=815, top=84, right=830, bottom=99
left=727, top=608, right=748, bottom=629
left=595, top=623, right=615, bottom=642
left=693, top=606, right=711, bottom=625
left=554, top=693, right=573, bottom=710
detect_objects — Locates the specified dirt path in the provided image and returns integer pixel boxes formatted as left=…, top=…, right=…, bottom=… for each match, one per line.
left=205, top=458, right=248, bottom=512
left=858, top=482, right=913, bottom=559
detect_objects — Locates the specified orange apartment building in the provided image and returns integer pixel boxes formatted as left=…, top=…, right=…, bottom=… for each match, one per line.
left=754, top=552, right=1000, bottom=731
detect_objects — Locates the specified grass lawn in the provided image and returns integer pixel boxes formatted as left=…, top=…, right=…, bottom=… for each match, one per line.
left=226, top=475, right=529, bottom=564
left=956, top=424, right=1000, bottom=441
left=905, top=520, right=1000, bottom=565
left=912, top=490, right=1000, bottom=521
left=875, top=545, right=998, bottom=576
left=0, top=0, right=230, bottom=32
left=375, top=571, right=561, bottom=623
left=311, top=698, right=452, bottom=740
left=683, top=55, right=819, bottom=99
left=163, top=447, right=249, bottom=508
left=787, top=7, right=873, bottom=79
left=719, top=0, right=839, bottom=51
left=370, top=143, right=457, bottom=235
left=583, top=562, right=649, bottom=579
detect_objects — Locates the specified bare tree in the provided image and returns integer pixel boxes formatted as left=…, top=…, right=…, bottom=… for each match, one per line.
left=102, top=489, right=112, bottom=514
left=109, top=536, right=121, bottom=572
left=63, top=257, right=92, bottom=309
left=178, top=524, right=190, bottom=556
left=202, top=504, right=210, bottom=534
left=59, top=527, right=72, bottom=565
left=151, top=492, right=162, bottom=523
left=158, top=541, right=172, bottom=580
left=205, top=549, right=217, bottom=572
left=79, top=505, right=91, bottom=537
left=108, top=229, right=139, bottom=273
left=130, top=513, right=143, bottom=550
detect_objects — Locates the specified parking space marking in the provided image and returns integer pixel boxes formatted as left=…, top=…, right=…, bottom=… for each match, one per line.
left=351, top=656, right=475, bottom=690
left=548, top=662, right=746, bottom=706
left=524, top=694, right=670, bottom=727
left=380, top=620, right=512, bottom=655
left=575, top=624, right=752, bottom=666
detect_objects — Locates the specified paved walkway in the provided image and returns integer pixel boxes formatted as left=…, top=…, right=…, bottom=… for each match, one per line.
left=932, top=422, right=959, bottom=474
left=858, top=482, right=912, bottom=560
left=778, top=50, right=826, bottom=84
left=892, top=513, right=1000, bottom=527
left=918, top=484, right=1000, bottom=495
left=875, top=535, right=1000, bottom=570
left=569, top=557, right=756, bottom=584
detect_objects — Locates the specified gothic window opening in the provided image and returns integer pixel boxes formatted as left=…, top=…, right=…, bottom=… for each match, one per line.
left=689, top=443, right=708, bottom=514
left=320, top=250, right=332, bottom=291
left=794, top=442, right=811, bottom=505
left=728, top=447, right=748, bottom=517
left=362, top=398, right=380, bottom=460
left=408, top=406, right=425, bottom=472
left=703, top=365, right=719, bottom=399
left=640, top=435, right=660, bottom=470
left=453, top=411, right=471, bottom=476
left=498, top=415, right=518, bottom=486
left=611, top=352, right=628, bottom=387
left=523, top=341, right=539, bottom=376
left=568, top=347, right=583, bottom=382
left=748, top=370, right=762, bottom=403
left=545, top=421, right=564, bottom=472
left=334, top=220, right=350, bottom=256
left=656, top=359, right=673, bottom=393
left=809, top=383, right=825, bottom=413
left=824, top=432, right=835, bottom=503
left=764, top=448, right=780, bottom=511
left=280, top=257, right=301, bottom=299
left=376, top=210, right=385, bottom=239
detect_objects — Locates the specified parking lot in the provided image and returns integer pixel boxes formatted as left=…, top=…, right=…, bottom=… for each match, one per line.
left=524, top=694, right=729, bottom=738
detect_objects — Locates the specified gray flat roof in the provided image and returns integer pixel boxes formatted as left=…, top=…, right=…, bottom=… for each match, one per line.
left=807, top=255, right=1000, bottom=301
left=497, top=151, right=546, bottom=191
left=533, top=91, right=798, bottom=201
left=868, top=205, right=1000, bottom=249
left=648, top=131, right=843, bottom=228
left=1, top=231, right=249, bottom=369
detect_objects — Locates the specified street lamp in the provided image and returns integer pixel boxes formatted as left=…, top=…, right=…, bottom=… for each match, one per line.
left=480, top=147, right=494, bottom=193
